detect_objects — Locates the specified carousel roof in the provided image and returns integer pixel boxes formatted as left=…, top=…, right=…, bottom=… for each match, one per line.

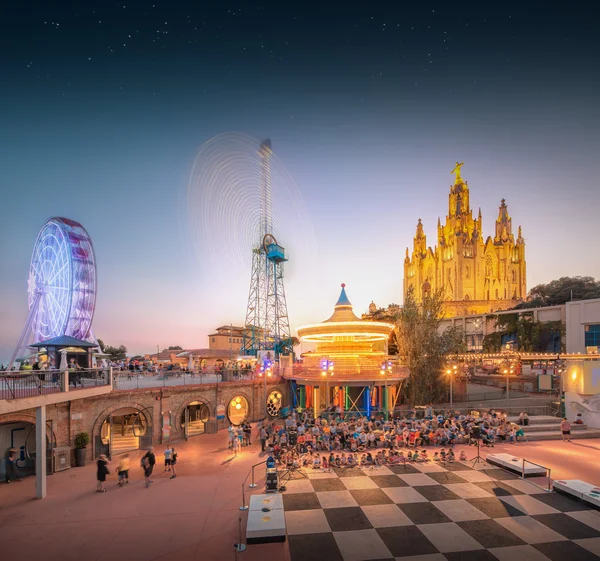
left=297, top=284, right=394, bottom=342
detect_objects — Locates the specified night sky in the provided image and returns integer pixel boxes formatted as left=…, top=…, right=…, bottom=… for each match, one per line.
left=1, top=2, right=599, bottom=360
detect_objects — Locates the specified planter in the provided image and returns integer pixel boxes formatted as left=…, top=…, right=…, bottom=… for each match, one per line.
left=74, top=447, right=87, bottom=467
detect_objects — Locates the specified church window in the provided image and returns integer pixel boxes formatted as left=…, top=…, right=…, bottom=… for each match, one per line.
left=465, top=265, right=470, bottom=279
left=464, top=294, right=470, bottom=301
left=512, top=270, right=516, bottom=283
left=485, top=254, right=493, bottom=278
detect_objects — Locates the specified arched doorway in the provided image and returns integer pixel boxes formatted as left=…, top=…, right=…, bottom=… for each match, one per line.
left=0, top=421, right=52, bottom=480
left=228, top=395, right=249, bottom=425
left=98, top=407, right=152, bottom=458
left=181, top=401, right=210, bottom=438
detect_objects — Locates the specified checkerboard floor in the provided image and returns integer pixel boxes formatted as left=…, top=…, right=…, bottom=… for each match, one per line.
left=280, top=459, right=600, bottom=561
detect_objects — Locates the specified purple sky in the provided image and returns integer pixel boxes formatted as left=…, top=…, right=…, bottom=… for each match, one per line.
left=1, top=2, right=599, bottom=362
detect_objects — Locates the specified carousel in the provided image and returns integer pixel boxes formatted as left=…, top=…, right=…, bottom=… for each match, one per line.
left=288, top=284, right=409, bottom=417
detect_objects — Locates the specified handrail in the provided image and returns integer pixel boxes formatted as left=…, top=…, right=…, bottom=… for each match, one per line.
left=521, top=458, right=552, bottom=492
left=239, top=459, right=267, bottom=511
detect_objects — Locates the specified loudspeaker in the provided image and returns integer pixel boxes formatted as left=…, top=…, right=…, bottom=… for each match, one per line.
left=288, top=431, right=297, bottom=446
left=265, top=471, right=278, bottom=491
left=470, top=426, right=481, bottom=440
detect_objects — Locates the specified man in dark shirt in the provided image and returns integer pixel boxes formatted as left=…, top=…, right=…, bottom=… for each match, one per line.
left=142, top=446, right=156, bottom=488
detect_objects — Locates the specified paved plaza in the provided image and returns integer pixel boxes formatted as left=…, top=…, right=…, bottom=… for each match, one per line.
left=1, top=431, right=600, bottom=561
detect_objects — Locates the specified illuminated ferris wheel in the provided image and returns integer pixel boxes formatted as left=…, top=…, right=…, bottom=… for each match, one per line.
left=9, top=217, right=97, bottom=367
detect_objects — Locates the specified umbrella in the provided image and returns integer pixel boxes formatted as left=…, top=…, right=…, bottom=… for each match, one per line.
left=59, top=350, right=68, bottom=371
left=60, top=346, right=86, bottom=353
left=187, top=353, right=195, bottom=372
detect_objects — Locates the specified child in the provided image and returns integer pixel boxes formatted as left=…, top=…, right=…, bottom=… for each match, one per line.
left=164, top=446, right=172, bottom=472
left=447, top=449, right=455, bottom=462
left=322, top=456, right=329, bottom=469
left=347, top=453, right=355, bottom=467
left=312, top=454, right=321, bottom=469
left=459, top=450, right=467, bottom=461
left=440, top=449, right=447, bottom=463
left=420, top=449, right=428, bottom=462
left=433, top=452, right=440, bottom=462
left=117, top=454, right=130, bottom=487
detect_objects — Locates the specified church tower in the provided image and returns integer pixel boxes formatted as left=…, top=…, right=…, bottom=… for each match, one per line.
left=403, top=162, right=527, bottom=317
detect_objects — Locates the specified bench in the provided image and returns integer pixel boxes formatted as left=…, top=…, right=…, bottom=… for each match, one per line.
left=246, top=493, right=286, bottom=544
left=553, top=479, right=600, bottom=509
left=485, top=453, right=546, bottom=477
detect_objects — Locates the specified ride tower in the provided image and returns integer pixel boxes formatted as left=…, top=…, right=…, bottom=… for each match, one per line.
left=242, top=139, right=293, bottom=360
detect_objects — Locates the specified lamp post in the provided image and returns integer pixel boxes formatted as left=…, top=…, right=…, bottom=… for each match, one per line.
left=321, top=358, right=334, bottom=414
left=446, top=368, right=453, bottom=409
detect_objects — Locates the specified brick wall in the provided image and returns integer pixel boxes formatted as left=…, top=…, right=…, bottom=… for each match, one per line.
left=0, top=379, right=288, bottom=463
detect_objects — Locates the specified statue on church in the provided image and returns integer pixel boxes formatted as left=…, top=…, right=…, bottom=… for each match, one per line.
left=451, top=161, right=464, bottom=181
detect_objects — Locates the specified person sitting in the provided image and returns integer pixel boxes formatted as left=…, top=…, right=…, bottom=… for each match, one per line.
left=347, top=453, right=355, bottom=467
left=439, top=449, right=446, bottom=463
left=574, top=413, right=584, bottom=425
left=447, top=449, right=455, bottom=462
left=334, top=454, right=342, bottom=468
left=433, top=452, right=440, bottom=462
left=420, top=449, right=429, bottom=462
left=312, top=454, right=321, bottom=469
left=518, top=411, right=529, bottom=426
left=365, top=452, right=374, bottom=465
left=459, top=450, right=467, bottom=461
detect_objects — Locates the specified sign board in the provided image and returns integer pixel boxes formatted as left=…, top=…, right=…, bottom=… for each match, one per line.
left=216, top=404, right=226, bottom=420
left=162, top=414, right=171, bottom=442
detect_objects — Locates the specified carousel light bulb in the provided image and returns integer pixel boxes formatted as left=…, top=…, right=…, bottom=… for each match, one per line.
left=236, top=403, right=242, bottom=410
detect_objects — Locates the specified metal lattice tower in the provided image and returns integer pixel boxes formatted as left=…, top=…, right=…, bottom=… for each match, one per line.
left=242, top=139, right=293, bottom=359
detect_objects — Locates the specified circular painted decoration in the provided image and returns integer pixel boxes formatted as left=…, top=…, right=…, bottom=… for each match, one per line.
left=266, top=390, right=283, bottom=417
left=227, top=395, right=249, bottom=425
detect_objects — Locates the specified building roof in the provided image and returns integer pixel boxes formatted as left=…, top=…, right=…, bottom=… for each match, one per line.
left=176, top=348, right=232, bottom=358
left=30, top=335, right=98, bottom=348
left=214, top=325, right=245, bottom=332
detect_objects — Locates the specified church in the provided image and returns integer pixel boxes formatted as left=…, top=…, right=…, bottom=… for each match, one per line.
left=403, top=162, right=527, bottom=318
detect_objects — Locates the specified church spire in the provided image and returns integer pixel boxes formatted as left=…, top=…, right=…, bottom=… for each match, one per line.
left=414, top=218, right=427, bottom=255
left=494, top=198, right=513, bottom=243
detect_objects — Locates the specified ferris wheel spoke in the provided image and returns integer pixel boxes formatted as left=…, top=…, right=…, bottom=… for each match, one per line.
left=47, top=260, right=69, bottom=285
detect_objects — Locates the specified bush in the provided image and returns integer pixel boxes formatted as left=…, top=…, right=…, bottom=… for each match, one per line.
left=74, top=432, right=90, bottom=449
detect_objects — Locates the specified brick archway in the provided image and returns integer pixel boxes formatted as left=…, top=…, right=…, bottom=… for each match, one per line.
left=0, top=412, right=57, bottom=448
left=91, top=400, right=154, bottom=454
left=175, top=399, right=213, bottom=430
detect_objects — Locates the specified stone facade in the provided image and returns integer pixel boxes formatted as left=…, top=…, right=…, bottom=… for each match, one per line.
left=403, top=163, right=526, bottom=317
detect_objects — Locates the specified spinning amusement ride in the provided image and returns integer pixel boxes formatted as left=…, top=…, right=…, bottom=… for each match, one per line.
left=9, top=217, right=97, bottom=369
left=188, top=133, right=303, bottom=360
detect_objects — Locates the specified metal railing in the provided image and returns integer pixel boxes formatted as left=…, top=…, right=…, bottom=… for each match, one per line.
left=112, top=368, right=280, bottom=390
left=240, top=460, right=267, bottom=510
left=0, top=368, right=111, bottom=400
left=521, top=458, right=552, bottom=492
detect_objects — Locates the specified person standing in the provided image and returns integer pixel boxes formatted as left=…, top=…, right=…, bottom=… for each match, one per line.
left=164, top=446, right=172, bottom=472
left=560, top=418, right=571, bottom=442
left=117, top=454, right=130, bottom=487
left=5, top=449, right=17, bottom=483
left=142, top=447, right=156, bottom=488
left=96, top=454, right=109, bottom=493
left=260, top=426, right=268, bottom=452
left=170, top=447, right=178, bottom=479
left=228, top=423, right=235, bottom=449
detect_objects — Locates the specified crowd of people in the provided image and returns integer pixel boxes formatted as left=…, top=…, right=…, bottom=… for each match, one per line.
left=256, top=406, right=528, bottom=468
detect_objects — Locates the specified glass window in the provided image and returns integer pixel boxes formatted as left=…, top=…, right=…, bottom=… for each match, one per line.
left=228, top=396, right=249, bottom=425
left=585, top=324, right=600, bottom=349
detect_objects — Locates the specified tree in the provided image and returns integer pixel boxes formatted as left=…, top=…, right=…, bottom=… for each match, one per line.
left=482, top=313, right=564, bottom=352
left=97, top=338, right=127, bottom=360
left=513, top=276, right=600, bottom=309
left=167, top=346, right=183, bottom=350
left=396, top=287, right=465, bottom=405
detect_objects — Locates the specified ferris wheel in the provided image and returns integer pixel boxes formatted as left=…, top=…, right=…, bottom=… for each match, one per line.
left=9, top=217, right=97, bottom=368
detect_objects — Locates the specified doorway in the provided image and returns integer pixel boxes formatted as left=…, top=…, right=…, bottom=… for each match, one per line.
left=181, top=401, right=210, bottom=438
left=97, top=407, right=152, bottom=458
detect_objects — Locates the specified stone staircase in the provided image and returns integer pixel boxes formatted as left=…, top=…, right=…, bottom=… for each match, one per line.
left=506, top=415, right=600, bottom=441
left=110, top=433, right=139, bottom=455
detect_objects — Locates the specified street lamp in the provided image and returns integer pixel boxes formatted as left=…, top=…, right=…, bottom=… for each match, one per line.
left=321, top=358, right=334, bottom=413
left=446, top=368, right=453, bottom=409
